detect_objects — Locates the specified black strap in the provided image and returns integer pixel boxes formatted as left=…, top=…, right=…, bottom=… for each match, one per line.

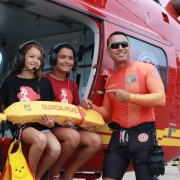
left=13, top=124, right=27, bottom=141
left=108, top=121, right=155, bottom=132
left=131, top=122, right=155, bottom=132
left=108, top=122, right=122, bottom=131
left=0, top=120, right=6, bottom=149
left=0, top=120, right=6, bottom=172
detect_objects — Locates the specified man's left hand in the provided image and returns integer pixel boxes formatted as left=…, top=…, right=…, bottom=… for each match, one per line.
left=106, top=89, right=130, bottom=102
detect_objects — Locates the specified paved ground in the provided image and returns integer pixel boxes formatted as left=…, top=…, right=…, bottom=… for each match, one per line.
left=120, top=165, right=180, bottom=180
left=74, top=165, right=180, bottom=179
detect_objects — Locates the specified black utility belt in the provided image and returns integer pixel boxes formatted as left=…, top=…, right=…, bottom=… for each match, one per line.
left=108, top=121, right=156, bottom=133
left=109, top=121, right=156, bottom=147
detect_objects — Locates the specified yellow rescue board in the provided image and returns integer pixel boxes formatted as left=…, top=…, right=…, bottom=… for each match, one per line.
left=3, top=101, right=105, bottom=130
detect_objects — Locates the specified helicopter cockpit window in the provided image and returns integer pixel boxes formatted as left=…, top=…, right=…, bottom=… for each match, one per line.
left=128, top=36, right=167, bottom=88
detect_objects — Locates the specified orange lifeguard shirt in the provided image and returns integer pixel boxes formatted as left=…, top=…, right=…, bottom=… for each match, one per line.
left=92, top=61, right=165, bottom=128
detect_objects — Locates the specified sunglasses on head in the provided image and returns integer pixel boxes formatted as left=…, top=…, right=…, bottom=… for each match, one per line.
left=108, top=41, right=129, bottom=49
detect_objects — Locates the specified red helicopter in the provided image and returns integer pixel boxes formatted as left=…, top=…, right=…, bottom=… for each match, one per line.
left=0, top=0, right=180, bottom=179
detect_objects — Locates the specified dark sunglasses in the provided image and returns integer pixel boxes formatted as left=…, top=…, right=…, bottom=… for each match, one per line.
left=108, top=41, right=129, bottom=49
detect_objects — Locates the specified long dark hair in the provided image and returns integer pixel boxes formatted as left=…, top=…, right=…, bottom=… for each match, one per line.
left=8, top=42, right=45, bottom=94
left=9, top=43, right=44, bottom=82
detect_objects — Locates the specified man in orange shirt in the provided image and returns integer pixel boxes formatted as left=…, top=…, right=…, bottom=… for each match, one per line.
left=81, top=31, right=165, bottom=180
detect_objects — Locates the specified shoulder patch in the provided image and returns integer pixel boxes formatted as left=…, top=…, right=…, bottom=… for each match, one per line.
left=152, top=70, right=160, bottom=78
left=126, top=75, right=136, bottom=84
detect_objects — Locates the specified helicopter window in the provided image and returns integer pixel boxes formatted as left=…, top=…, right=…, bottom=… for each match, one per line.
left=128, top=37, right=167, bottom=88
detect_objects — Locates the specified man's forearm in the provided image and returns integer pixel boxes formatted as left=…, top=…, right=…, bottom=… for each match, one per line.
left=130, top=90, right=165, bottom=107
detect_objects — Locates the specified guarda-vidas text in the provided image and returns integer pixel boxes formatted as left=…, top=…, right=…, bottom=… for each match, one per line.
left=42, top=104, right=78, bottom=113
